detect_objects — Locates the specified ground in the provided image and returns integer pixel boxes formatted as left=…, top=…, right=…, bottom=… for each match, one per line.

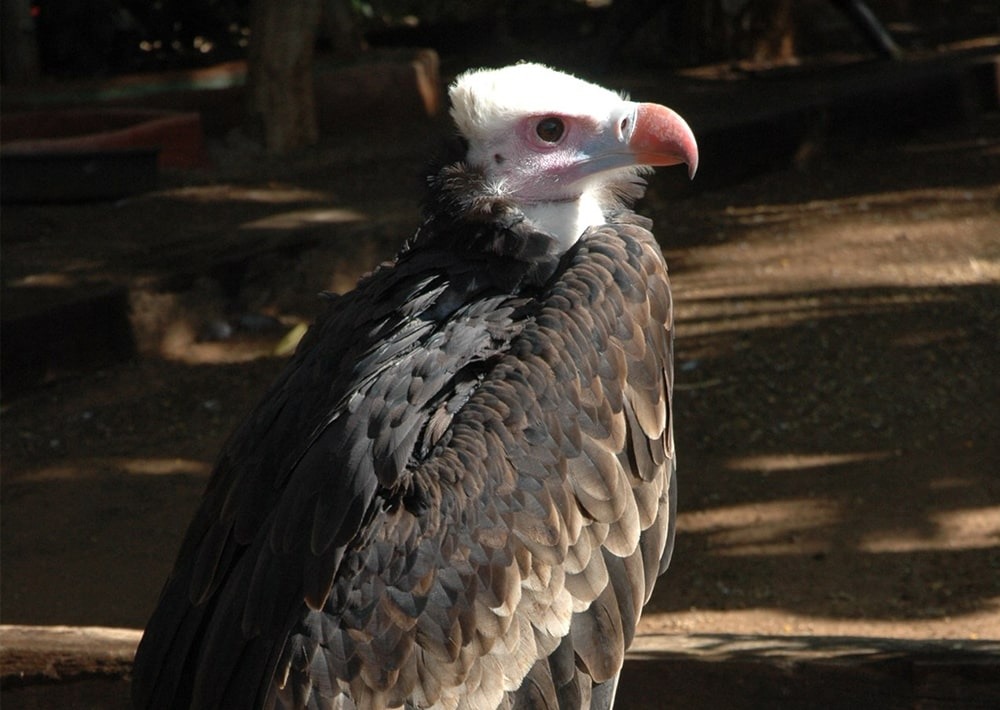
left=1, top=66, right=998, bottom=651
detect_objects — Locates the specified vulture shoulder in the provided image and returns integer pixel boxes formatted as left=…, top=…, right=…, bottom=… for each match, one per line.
left=132, top=174, right=677, bottom=710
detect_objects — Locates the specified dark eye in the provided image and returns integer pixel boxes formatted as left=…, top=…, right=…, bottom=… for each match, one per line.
left=535, top=117, right=565, bottom=143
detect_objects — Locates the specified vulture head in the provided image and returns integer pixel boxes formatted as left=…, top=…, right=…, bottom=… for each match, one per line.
left=449, top=63, right=699, bottom=251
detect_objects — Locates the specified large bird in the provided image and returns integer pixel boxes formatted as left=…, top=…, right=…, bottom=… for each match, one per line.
left=132, top=63, right=698, bottom=710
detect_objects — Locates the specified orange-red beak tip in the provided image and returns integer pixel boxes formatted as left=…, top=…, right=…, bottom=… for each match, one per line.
left=631, top=103, right=699, bottom=179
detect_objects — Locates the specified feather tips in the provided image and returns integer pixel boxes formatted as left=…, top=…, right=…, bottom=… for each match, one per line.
left=133, top=164, right=676, bottom=710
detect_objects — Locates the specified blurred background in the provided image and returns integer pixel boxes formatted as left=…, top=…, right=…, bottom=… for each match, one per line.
left=6, top=1, right=1000, bottom=77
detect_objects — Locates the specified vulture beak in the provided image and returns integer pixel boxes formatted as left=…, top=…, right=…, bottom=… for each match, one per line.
left=627, top=103, right=699, bottom=179
left=565, top=102, right=699, bottom=188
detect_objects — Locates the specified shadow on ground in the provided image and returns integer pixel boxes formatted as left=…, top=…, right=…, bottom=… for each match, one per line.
left=656, top=282, right=998, bottom=626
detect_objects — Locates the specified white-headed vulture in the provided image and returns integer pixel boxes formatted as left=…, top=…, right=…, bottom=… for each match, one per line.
left=132, top=62, right=698, bottom=710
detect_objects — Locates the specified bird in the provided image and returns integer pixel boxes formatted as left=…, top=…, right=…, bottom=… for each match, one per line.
left=132, top=62, right=698, bottom=710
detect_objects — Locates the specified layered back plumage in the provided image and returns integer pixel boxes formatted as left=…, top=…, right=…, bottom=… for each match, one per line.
left=132, top=64, right=683, bottom=710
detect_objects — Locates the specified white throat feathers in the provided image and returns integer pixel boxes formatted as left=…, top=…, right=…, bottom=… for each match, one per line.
left=521, top=192, right=606, bottom=254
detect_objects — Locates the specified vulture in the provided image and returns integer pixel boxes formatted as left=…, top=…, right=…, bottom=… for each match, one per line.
left=132, top=62, right=698, bottom=710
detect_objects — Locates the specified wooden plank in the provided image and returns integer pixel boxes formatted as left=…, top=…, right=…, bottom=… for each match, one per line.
left=0, top=625, right=140, bottom=682
left=619, top=634, right=1000, bottom=709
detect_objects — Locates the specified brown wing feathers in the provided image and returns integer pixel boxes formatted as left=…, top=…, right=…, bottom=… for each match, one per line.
left=132, top=181, right=675, bottom=709
left=267, top=222, right=674, bottom=708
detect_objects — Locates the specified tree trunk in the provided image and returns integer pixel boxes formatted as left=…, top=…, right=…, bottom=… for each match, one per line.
left=745, top=0, right=796, bottom=64
left=246, top=0, right=322, bottom=154
left=1, top=0, right=40, bottom=85
left=320, top=0, right=365, bottom=57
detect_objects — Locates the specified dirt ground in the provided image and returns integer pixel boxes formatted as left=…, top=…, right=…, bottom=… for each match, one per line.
left=2, top=70, right=999, bottom=651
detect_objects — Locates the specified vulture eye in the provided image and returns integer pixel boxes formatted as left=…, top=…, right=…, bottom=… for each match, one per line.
left=535, top=117, right=565, bottom=143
